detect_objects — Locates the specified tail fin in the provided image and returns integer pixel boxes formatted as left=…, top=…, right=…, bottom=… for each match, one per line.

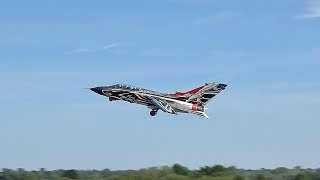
left=173, top=82, right=227, bottom=105
left=200, top=83, right=227, bottom=105
left=171, top=82, right=227, bottom=105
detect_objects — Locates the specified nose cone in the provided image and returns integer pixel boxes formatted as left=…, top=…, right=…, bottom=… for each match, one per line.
left=90, top=87, right=105, bottom=96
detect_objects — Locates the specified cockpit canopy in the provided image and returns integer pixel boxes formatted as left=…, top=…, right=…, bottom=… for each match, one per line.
left=107, top=84, right=167, bottom=96
left=107, top=84, right=140, bottom=90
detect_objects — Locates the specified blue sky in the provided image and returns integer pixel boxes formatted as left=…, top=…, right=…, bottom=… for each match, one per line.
left=0, top=0, right=320, bottom=170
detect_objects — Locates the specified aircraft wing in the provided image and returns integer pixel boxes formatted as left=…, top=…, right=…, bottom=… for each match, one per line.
left=146, top=96, right=177, bottom=114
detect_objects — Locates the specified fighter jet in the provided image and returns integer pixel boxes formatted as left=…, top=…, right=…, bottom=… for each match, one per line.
left=90, top=82, right=227, bottom=118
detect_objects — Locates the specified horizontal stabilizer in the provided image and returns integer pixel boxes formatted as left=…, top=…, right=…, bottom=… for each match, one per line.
left=189, top=110, right=209, bottom=118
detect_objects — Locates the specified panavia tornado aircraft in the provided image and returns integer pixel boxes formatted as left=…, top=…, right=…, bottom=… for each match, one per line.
left=90, top=82, right=227, bottom=118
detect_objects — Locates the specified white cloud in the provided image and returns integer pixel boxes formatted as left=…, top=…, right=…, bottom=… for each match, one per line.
left=102, top=43, right=121, bottom=50
left=297, top=0, right=320, bottom=19
left=65, top=43, right=121, bottom=55
left=68, top=48, right=91, bottom=54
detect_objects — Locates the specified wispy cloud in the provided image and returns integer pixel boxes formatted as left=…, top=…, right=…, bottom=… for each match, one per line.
left=283, top=93, right=320, bottom=104
left=137, top=48, right=176, bottom=57
left=208, top=50, right=251, bottom=58
left=192, top=11, right=234, bottom=25
left=168, top=0, right=217, bottom=5
left=65, top=42, right=121, bottom=55
left=296, top=0, right=320, bottom=19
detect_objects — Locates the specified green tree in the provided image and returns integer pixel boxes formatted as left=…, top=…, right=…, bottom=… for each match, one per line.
left=160, top=174, right=191, bottom=180
left=62, top=169, right=79, bottom=179
left=20, top=171, right=40, bottom=180
left=211, top=165, right=225, bottom=173
left=293, top=173, right=311, bottom=180
left=2, top=169, right=19, bottom=180
left=199, top=165, right=226, bottom=176
left=173, top=164, right=190, bottom=176
left=272, top=167, right=288, bottom=174
left=199, top=166, right=212, bottom=176
left=233, top=174, right=245, bottom=180
left=255, top=174, right=266, bottom=180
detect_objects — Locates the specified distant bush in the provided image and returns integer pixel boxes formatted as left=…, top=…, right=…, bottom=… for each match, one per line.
left=255, top=174, right=266, bottom=180
left=293, top=173, right=311, bottom=180
left=233, top=174, right=245, bottom=180
left=61, top=169, right=79, bottom=179
left=1, top=164, right=320, bottom=180
left=173, top=164, right=190, bottom=176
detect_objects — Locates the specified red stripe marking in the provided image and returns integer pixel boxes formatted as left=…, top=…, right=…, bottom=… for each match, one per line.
left=187, top=85, right=204, bottom=94
left=172, top=85, right=204, bottom=96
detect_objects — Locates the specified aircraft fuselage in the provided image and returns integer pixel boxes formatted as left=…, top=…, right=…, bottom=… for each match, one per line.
left=90, top=83, right=227, bottom=118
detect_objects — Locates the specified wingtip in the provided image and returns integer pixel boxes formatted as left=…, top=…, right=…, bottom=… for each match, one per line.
left=218, top=83, right=227, bottom=90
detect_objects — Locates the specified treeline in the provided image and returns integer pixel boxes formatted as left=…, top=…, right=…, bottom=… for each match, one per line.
left=1, top=164, right=320, bottom=180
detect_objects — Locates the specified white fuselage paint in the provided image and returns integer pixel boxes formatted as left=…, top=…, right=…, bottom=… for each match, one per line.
left=135, top=92, right=196, bottom=112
